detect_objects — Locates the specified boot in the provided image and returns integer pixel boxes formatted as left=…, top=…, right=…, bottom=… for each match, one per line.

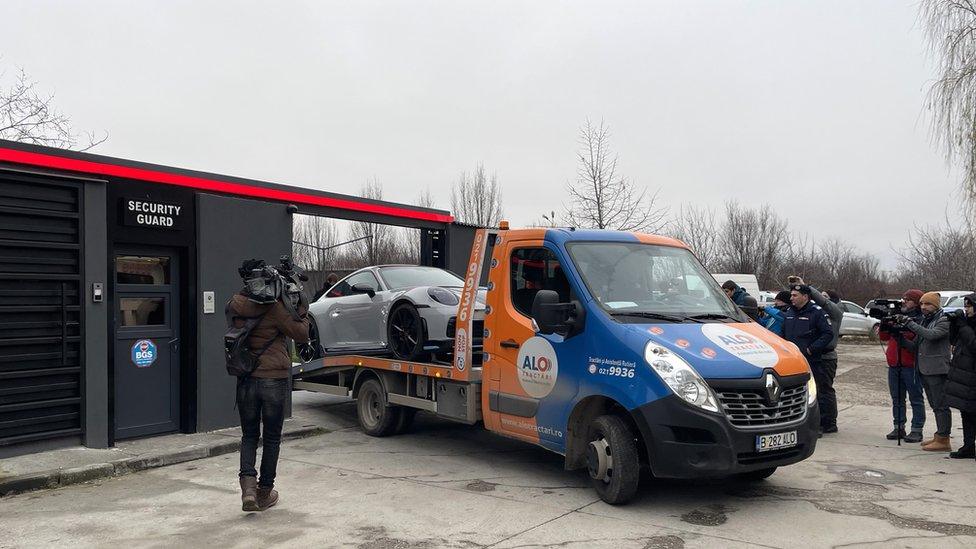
left=240, top=476, right=259, bottom=512
left=256, top=485, right=279, bottom=511
left=949, top=445, right=975, bottom=459
left=923, top=435, right=952, bottom=452
left=904, top=431, right=923, bottom=443
left=920, top=435, right=937, bottom=447
left=886, top=427, right=905, bottom=440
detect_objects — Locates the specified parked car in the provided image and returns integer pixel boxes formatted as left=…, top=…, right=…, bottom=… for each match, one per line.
left=840, top=300, right=880, bottom=338
left=937, top=290, right=970, bottom=307
left=944, top=294, right=970, bottom=314
left=308, top=265, right=486, bottom=360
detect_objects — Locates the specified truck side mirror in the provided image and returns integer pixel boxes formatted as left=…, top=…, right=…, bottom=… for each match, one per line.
left=531, top=290, right=584, bottom=336
left=351, top=283, right=376, bottom=298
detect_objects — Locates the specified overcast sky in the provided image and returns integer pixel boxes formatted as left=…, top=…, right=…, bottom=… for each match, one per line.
left=3, top=1, right=963, bottom=270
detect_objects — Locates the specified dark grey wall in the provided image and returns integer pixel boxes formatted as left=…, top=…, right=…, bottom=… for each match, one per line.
left=196, top=193, right=293, bottom=431
left=83, top=182, right=110, bottom=448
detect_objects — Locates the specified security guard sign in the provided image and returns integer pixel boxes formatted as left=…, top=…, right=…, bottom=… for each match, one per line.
left=131, top=339, right=158, bottom=368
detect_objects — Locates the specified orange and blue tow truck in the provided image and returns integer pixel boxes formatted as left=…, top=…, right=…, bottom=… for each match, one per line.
left=293, top=225, right=819, bottom=504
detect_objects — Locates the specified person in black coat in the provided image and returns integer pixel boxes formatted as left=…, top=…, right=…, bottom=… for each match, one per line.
left=945, top=293, right=976, bottom=460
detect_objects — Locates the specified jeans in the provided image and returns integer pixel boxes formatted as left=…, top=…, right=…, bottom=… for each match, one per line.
left=887, top=367, right=925, bottom=431
left=920, top=374, right=952, bottom=437
left=238, top=377, right=287, bottom=488
left=812, top=358, right=838, bottom=428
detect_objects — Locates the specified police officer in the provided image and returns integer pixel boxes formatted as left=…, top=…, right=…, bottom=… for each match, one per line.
left=783, top=284, right=835, bottom=436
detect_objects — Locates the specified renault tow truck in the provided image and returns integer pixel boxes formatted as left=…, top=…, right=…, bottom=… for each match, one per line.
left=293, top=224, right=819, bottom=504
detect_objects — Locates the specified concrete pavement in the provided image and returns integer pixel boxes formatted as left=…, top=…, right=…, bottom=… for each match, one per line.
left=1, top=392, right=975, bottom=548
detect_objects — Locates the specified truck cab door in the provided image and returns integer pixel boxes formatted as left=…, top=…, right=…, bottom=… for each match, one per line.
left=483, top=236, right=573, bottom=444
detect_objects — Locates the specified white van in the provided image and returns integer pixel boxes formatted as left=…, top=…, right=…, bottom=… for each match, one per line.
left=712, top=273, right=760, bottom=299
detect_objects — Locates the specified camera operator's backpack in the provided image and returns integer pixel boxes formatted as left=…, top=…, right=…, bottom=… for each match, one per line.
left=224, top=305, right=278, bottom=378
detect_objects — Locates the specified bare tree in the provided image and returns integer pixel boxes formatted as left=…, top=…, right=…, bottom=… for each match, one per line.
left=292, top=214, right=339, bottom=272
left=350, top=179, right=398, bottom=266
left=416, top=187, right=437, bottom=209
left=668, top=205, right=719, bottom=270
left=451, top=164, right=504, bottom=227
left=0, top=66, right=106, bottom=150
left=896, top=218, right=976, bottom=290
left=920, top=1, right=976, bottom=218
left=564, top=119, right=667, bottom=233
left=715, top=201, right=792, bottom=289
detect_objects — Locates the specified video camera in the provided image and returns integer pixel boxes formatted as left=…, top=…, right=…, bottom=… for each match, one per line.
left=239, top=255, right=309, bottom=311
left=868, top=298, right=907, bottom=334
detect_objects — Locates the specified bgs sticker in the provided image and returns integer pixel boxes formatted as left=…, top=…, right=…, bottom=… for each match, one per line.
left=131, top=339, right=157, bottom=368
left=701, top=324, right=779, bottom=368
left=516, top=337, right=559, bottom=398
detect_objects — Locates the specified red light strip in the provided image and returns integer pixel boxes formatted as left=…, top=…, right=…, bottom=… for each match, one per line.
left=0, top=146, right=453, bottom=223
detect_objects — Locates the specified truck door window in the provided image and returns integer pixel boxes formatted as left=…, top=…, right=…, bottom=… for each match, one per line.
left=510, top=247, right=570, bottom=318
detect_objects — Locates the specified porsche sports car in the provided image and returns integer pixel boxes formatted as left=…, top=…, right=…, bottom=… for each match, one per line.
left=306, top=265, right=486, bottom=361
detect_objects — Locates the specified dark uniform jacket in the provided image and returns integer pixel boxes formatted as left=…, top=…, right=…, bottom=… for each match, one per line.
left=783, top=301, right=833, bottom=363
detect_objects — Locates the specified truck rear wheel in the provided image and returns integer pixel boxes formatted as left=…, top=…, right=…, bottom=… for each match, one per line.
left=357, top=378, right=401, bottom=437
left=586, top=415, right=640, bottom=505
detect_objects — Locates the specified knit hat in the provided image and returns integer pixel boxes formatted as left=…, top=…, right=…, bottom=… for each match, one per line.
left=919, top=291, right=941, bottom=308
left=902, top=289, right=923, bottom=303
left=775, top=290, right=791, bottom=303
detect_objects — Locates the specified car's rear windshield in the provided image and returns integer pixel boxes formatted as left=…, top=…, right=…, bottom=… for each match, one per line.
left=378, top=266, right=463, bottom=290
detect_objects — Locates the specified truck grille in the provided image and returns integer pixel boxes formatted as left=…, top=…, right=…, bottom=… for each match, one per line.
left=716, top=385, right=807, bottom=428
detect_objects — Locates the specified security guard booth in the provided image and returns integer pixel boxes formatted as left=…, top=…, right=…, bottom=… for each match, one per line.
left=0, top=139, right=454, bottom=455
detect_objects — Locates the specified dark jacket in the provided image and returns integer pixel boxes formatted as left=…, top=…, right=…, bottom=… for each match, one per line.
left=783, top=300, right=834, bottom=363
left=730, top=287, right=750, bottom=307
left=878, top=308, right=920, bottom=368
left=228, top=293, right=310, bottom=379
left=761, top=305, right=786, bottom=336
left=903, top=309, right=951, bottom=376
left=945, top=302, right=976, bottom=413
left=808, top=287, right=842, bottom=360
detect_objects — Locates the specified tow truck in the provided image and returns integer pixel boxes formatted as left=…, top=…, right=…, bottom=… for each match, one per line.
left=293, top=224, right=820, bottom=504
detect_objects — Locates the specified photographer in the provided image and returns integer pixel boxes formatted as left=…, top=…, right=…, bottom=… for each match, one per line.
left=228, top=259, right=310, bottom=512
left=878, top=289, right=925, bottom=443
left=895, top=292, right=952, bottom=452
left=783, top=284, right=834, bottom=436
left=945, top=294, right=976, bottom=460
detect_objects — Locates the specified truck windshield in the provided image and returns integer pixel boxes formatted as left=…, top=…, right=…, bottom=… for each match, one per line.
left=566, top=242, right=745, bottom=322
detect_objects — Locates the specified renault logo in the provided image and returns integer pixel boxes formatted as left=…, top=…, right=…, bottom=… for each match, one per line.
left=765, top=373, right=781, bottom=404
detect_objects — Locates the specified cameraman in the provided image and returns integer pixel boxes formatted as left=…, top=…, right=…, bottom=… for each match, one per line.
left=878, top=289, right=925, bottom=443
left=895, top=292, right=952, bottom=452
left=229, top=259, right=310, bottom=512
left=945, top=294, right=976, bottom=460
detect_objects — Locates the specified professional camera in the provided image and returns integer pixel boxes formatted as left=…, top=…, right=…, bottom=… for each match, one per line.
left=239, top=256, right=309, bottom=310
left=868, top=298, right=907, bottom=334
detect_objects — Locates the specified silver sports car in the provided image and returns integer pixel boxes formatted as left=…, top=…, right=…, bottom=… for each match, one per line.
left=307, top=265, right=486, bottom=361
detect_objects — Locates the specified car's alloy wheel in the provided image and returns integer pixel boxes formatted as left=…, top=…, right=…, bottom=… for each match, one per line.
left=388, top=303, right=425, bottom=360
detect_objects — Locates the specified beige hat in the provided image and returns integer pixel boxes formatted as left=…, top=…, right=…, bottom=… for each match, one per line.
left=920, top=292, right=941, bottom=308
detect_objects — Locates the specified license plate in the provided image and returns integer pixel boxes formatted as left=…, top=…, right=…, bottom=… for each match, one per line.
left=755, top=431, right=797, bottom=452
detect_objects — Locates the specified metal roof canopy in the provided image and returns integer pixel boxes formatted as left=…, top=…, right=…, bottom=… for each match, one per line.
left=0, top=139, right=453, bottom=230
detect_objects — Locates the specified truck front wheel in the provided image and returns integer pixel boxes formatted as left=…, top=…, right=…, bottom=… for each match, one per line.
left=586, top=415, right=640, bottom=505
left=356, top=378, right=401, bottom=437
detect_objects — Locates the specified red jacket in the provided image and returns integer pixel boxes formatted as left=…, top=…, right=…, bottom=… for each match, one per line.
left=879, top=328, right=916, bottom=368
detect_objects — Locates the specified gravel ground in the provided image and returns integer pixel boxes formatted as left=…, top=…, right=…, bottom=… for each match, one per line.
left=835, top=339, right=893, bottom=408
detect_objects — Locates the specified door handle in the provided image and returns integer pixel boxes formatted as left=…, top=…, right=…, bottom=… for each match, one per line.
left=330, top=309, right=342, bottom=317
left=500, top=339, right=520, bottom=349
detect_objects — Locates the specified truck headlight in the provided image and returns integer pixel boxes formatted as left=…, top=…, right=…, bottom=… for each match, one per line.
left=807, top=377, right=817, bottom=406
left=644, top=342, right=720, bottom=413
